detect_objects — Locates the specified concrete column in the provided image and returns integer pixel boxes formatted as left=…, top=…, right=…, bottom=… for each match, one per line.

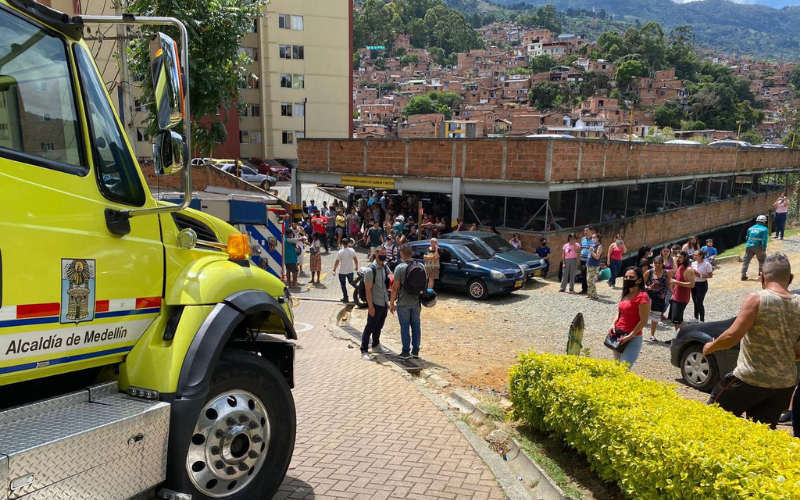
left=451, top=177, right=463, bottom=224
left=290, top=169, right=302, bottom=222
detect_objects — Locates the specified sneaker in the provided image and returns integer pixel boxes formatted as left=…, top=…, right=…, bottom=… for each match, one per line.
left=341, top=297, right=349, bottom=303
left=650, top=336, right=658, bottom=342
left=741, top=276, right=748, bottom=281
left=371, top=344, right=389, bottom=354
left=398, top=351, right=412, bottom=360
left=411, top=352, right=420, bottom=359
left=360, top=352, right=374, bottom=361
left=779, top=411, right=793, bottom=423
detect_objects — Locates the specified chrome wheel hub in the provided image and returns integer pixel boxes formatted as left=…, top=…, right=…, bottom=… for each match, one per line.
left=684, top=352, right=710, bottom=385
left=187, top=390, right=270, bottom=497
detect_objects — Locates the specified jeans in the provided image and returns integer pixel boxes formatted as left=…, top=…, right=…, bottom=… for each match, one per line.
left=587, top=265, right=599, bottom=298
left=397, top=305, right=422, bottom=354
left=775, top=212, right=787, bottom=239
left=560, top=259, right=578, bottom=292
left=338, top=272, right=354, bottom=300
left=608, top=259, right=622, bottom=287
left=741, top=246, right=765, bottom=278
left=691, top=280, right=709, bottom=321
left=613, top=334, right=643, bottom=368
left=327, top=226, right=336, bottom=245
left=361, top=304, right=388, bottom=353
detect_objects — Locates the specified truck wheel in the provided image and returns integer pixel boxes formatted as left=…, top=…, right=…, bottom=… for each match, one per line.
left=184, top=350, right=296, bottom=499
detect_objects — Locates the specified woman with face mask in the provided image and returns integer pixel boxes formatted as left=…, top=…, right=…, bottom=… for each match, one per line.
left=607, top=266, right=651, bottom=368
left=586, top=233, right=603, bottom=300
left=560, top=234, right=581, bottom=293
left=667, top=250, right=696, bottom=336
left=645, top=256, right=671, bottom=342
left=607, top=234, right=626, bottom=289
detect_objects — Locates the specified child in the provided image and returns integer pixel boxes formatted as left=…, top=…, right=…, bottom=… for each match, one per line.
left=296, top=236, right=306, bottom=275
left=598, top=261, right=611, bottom=282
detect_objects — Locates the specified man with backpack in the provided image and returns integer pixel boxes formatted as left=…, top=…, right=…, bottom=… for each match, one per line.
left=360, top=247, right=392, bottom=361
left=390, top=244, right=428, bottom=359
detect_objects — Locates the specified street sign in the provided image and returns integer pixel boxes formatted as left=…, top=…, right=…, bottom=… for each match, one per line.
left=341, top=175, right=395, bottom=189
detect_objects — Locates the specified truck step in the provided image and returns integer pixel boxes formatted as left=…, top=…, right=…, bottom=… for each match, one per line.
left=0, top=382, right=170, bottom=500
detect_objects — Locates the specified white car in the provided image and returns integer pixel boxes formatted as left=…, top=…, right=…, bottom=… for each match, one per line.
left=665, top=140, right=702, bottom=146
left=709, top=140, right=753, bottom=148
left=190, top=157, right=211, bottom=166
left=221, top=164, right=276, bottom=189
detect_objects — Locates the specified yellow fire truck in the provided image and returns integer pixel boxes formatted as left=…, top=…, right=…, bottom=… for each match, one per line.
left=0, top=1, right=297, bottom=498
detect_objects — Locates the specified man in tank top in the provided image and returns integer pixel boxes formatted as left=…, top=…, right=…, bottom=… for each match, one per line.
left=703, top=252, right=800, bottom=428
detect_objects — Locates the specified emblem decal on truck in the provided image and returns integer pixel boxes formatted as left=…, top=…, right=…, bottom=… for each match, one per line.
left=60, top=259, right=96, bottom=324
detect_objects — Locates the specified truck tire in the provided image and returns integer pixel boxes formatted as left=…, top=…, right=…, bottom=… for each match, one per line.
left=183, top=350, right=296, bottom=499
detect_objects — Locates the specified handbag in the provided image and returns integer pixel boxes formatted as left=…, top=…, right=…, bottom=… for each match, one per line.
left=604, top=328, right=629, bottom=353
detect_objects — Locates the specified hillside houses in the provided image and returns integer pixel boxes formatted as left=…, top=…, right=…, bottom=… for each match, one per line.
left=353, top=22, right=797, bottom=142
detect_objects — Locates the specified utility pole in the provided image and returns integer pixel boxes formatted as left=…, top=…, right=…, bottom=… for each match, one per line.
left=115, top=0, right=134, bottom=138
left=736, top=121, right=743, bottom=141
left=303, top=97, right=308, bottom=138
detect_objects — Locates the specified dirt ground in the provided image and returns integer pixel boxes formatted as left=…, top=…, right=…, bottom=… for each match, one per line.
left=351, top=237, right=800, bottom=402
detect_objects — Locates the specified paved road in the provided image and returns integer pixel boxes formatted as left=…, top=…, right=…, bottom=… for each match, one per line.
left=276, top=298, right=505, bottom=499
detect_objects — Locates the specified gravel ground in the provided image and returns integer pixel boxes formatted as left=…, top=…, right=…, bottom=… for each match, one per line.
left=350, top=237, right=800, bottom=402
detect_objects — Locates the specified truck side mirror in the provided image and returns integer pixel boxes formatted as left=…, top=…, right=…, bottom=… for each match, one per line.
left=149, top=32, right=184, bottom=130
left=153, top=129, right=187, bottom=176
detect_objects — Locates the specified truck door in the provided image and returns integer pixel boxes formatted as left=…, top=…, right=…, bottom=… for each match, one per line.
left=0, top=9, right=163, bottom=384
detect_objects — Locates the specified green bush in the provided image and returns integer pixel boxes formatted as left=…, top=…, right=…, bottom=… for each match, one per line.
left=509, top=353, right=800, bottom=499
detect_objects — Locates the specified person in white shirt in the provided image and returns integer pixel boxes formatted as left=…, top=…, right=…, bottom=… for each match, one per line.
left=691, top=249, right=714, bottom=322
left=296, top=236, right=306, bottom=275
left=346, top=185, right=355, bottom=209
left=332, top=238, right=359, bottom=303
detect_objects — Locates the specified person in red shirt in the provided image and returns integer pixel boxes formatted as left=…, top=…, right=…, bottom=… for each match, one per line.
left=667, top=251, right=695, bottom=334
left=311, top=211, right=329, bottom=253
left=607, top=266, right=651, bottom=368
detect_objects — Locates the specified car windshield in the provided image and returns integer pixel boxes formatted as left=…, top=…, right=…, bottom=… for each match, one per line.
left=458, top=243, right=492, bottom=261
left=481, top=235, right=516, bottom=253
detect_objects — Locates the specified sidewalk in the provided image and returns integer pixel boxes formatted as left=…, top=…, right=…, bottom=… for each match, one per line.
left=277, top=299, right=505, bottom=500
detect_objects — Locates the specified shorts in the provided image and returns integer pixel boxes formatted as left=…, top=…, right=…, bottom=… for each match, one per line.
left=669, top=300, right=688, bottom=324
left=286, top=263, right=298, bottom=274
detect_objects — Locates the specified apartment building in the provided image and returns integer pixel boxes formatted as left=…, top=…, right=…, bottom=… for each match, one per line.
left=45, top=0, right=351, bottom=161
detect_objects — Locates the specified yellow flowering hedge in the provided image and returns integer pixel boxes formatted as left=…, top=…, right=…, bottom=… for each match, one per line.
left=509, top=353, right=800, bottom=499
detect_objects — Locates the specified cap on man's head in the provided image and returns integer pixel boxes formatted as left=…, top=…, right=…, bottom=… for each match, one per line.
left=757, top=215, right=767, bottom=223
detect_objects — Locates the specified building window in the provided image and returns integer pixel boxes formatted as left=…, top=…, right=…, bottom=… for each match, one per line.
left=294, top=102, right=305, bottom=117
left=0, top=123, right=9, bottom=140
left=239, top=75, right=259, bottom=89
left=279, top=14, right=303, bottom=30
left=292, top=74, right=304, bottom=89
left=247, top=18, right=258, bottom=33
left=292, top=15, right=304, bottom=30
left=279, top=45, right=304, bottom=60
left=34, top=81, right=48, bottom=92
left=280, top=74, right=292, bottom=88
left=40, top=142, right=54, bottom=152
left=136, top=128, right=150, bottom=142
left=240, top=130, right=249, bottom=144
left=250, top=131, right=262, bottom=144
left=281, top=102, right=293, bottom=117
left=37, top=113, right=51, bottom=122
left=295, top=131, right=305, bottom=140
left=239, top=47, right=257, bottom=59
left=282, top=130, right=294, bottom=144
left=250, top=105, right=261, bottom=117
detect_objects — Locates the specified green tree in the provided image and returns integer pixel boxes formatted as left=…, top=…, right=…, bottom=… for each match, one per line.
left=789, top=67, right=800, bottom=95
left=578, top=72, right=611, bottom=97
left=402, top=96, right=437, bottom=117
left=741, top=130, right=763, bottom=145
left=529, top=54, right=557, bottom=73
left=399, top=54, right=419, bottom=67
left=128, top=0, right=266, bottom=157
left=615, top=59, right=649, bottom=91
left=529, top=82, right=561, bottom=111
left=654, top=101, right=684, bottom=129
left=374, top=57, right=386, bottom=70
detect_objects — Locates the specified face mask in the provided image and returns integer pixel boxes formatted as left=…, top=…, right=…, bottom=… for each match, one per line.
left=591, top=239, right=598, bottom=244
left=377, top=255, right=387, bottom=262
left=616, top=239, right=623, bottom=245
left=623, top=278, right=639, bottom=289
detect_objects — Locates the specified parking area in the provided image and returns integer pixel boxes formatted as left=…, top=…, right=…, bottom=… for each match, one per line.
left=344, top=238, right=800, bottom=403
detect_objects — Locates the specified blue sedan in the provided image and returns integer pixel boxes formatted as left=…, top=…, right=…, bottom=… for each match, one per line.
left=410, top=240, right=526, bottom=300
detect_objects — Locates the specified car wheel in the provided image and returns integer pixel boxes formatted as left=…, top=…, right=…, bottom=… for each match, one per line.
left=181, top=350, right=295, bottom=499
left=467, top=279, right=489, bottom=300
left=259, top=181, right=268, bottom=190
left=680, top=344, right=719, bottom=393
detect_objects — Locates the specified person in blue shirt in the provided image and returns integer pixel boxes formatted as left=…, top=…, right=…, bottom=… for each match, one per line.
left=701, top=239, right=718, bottom=265
left=284, top=230, right=299, bottom=288
left=306, top=199, right=318, bottom=216
left=741, top=215, right=769, bottom=281
left=534, top=237, right=551, bottom=275
left=579, top=225, right=593, bottom=294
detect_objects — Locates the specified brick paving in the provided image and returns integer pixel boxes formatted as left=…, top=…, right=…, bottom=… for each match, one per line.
left=276, top=299, right=505, bottom=500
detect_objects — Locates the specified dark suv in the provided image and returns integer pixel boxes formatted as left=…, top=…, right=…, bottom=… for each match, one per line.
left=442, top=232, right=546, bottom=279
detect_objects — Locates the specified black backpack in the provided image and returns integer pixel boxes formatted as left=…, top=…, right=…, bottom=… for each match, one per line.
left=357, top=264, right=390, bottom=303
left=402, top=261, right=428, bottom=297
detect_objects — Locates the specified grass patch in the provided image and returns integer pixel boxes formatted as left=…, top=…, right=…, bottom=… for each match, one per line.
left=718, top=228, right=798, bottom=258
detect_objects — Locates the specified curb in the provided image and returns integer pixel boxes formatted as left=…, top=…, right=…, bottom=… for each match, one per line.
left=504, top=436, right=570, bottom=500
left=715, top=255, right=742, bottom=264
left=333, top=306, right=532, bottom=500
